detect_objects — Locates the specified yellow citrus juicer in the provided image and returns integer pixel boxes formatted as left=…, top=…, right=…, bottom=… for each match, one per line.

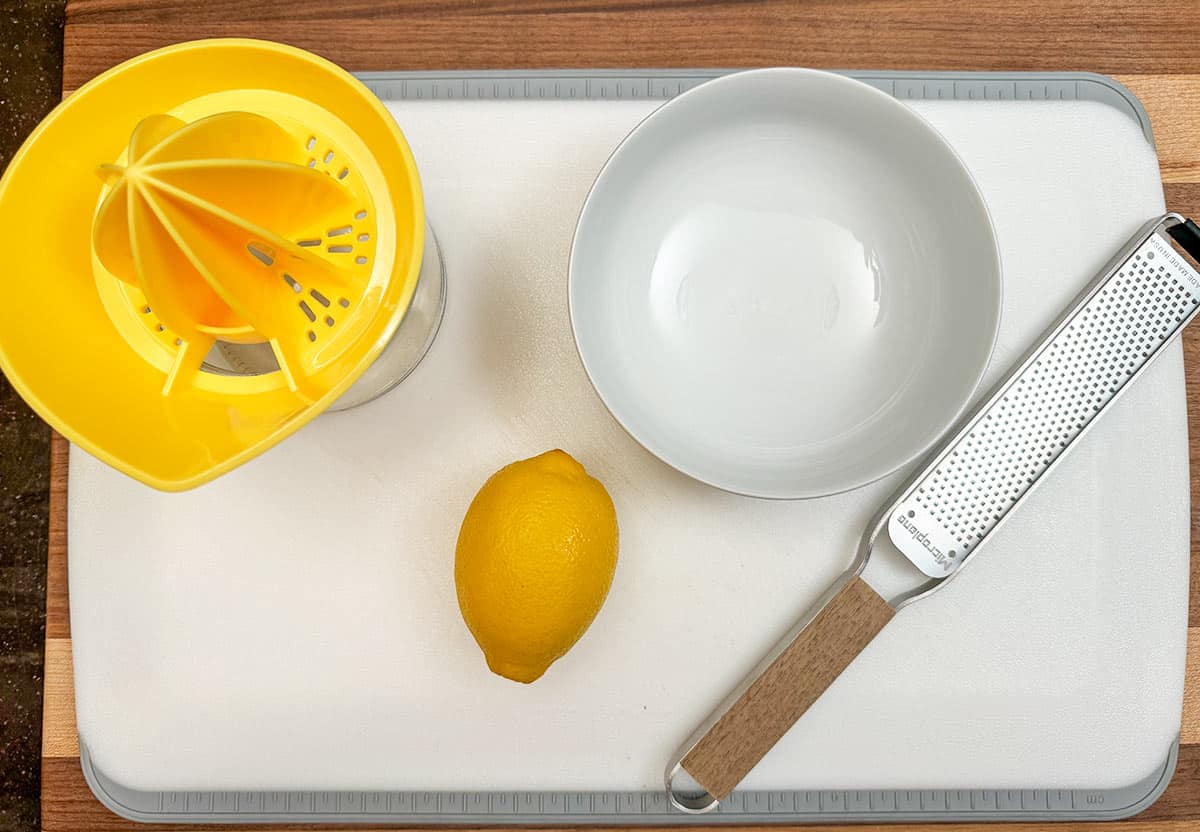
left=0, top=39, right=429, bottom=491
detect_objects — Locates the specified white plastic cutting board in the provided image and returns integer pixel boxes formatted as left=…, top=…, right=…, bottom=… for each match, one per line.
left=69, top=96, right=1188, bottom=795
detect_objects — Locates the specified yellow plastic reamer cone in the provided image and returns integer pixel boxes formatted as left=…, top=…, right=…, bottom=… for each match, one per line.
left=0, top=40, right=424, bottom=491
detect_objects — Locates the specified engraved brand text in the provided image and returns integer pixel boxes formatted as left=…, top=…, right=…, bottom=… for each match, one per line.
left=1150, top=234, right=1200, bottom=291
left=895, top=513, right=951, bottom=569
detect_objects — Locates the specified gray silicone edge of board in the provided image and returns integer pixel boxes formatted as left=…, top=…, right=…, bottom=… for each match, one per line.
left=352, top=69, right=1154, bottom=149
left=78, top=739, right=1179, bottom=825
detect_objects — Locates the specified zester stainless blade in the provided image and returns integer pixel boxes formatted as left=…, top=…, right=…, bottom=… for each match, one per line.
left=889, top=213, right=1200, bottom=578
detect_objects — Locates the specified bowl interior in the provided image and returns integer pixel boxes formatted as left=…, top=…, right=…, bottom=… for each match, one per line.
left=569, top=69, right=1001, bottom=498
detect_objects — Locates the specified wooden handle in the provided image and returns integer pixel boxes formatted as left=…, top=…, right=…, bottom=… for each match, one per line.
left=678, top=575, right=894, bottom=802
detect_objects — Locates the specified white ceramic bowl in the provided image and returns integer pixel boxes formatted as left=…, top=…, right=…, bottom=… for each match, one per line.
left=569, top=68, right=1001, bottom=499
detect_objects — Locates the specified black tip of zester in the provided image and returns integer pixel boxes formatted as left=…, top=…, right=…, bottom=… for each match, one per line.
left=1166, top=218, right=1200, bottom=261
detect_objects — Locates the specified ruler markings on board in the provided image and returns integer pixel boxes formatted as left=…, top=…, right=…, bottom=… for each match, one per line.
left=88, top=785, right=1156, bottom=819
left=354, top=70, right=1154, bottom=147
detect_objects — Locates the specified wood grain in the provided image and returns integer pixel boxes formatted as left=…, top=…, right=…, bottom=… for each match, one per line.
left=41, top=638, right=78, bottom=759
left=45, top=433, right=69, bottom=640
left=54, top=0, right=1200, bottom=95
left=43, top=0, right=1200, bottom=829
left=1116, top=77, right=1200, bottom=183
left=681, top=576, right=894, bottom=801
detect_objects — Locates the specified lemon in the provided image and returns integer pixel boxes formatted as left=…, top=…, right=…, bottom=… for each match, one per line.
left=455, top=449, right=619, bottom=683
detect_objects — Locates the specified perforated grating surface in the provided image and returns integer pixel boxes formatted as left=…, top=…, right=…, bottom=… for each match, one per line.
left=902, top=231, right=1200, bottom=563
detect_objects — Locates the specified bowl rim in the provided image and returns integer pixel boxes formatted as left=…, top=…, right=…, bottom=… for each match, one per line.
left=566, top=66, right=1003, bottom=500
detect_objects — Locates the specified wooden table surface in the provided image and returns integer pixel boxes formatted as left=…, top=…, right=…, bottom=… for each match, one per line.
left=40, top=1, right=1200, bottom=829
